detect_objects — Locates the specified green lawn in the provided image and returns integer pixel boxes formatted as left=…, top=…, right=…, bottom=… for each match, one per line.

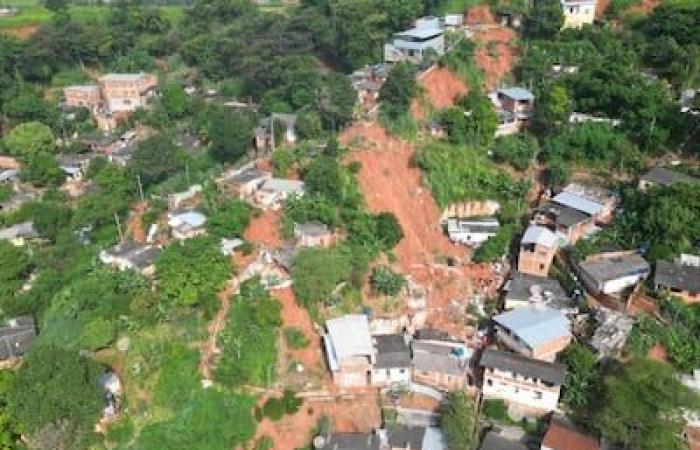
left=0, top=0, right=183, bottom=30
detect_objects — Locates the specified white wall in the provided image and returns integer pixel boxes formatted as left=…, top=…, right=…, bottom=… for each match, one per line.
left=371, top=367, right=411, bottom=386
left=482, top=375, right=560, bottom=412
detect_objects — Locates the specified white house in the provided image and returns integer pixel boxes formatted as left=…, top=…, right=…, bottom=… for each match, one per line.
left=578, top=252, right=650, bottom=295
left=370, top=334, right=411, bottom=387
left=99, top=241, right=160, bottom=276
left=561, top=0, right=596, bottom=29
left=385, top=17, right=444, bottom=63
left=480, top=349, right=566, bottom=415
left=446, top=217, right=500, bottom=247
left=323, top=315, right=376, bottom=388
left=254, top=179, right=305, bottom=210
left=167, top=210, right=207, bottom=240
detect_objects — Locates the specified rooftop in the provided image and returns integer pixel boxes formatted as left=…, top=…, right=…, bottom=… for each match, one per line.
left=221, top=167, right=270, bottom=184
left=99, top=73, right=150, bottom=82
left=395, top=27, right=443, bottom=40
left=503, top=271, right=570, bottom=307
left=260, top=178, right=305, bottom=194
left=521, top=225, right=557, bottom=248
left=552, top=191, right=603, bottom=217
left=373, top=334, right=410, bottom=369
left=295, top=222, right=330, bottom=237
left=480, top=349, right=567, bottom=385
left=0, top=221, right=39, bottom=241
left=541, top=419, right=600, bottom=450
left=0, top=316, right=37, bottom=360
left=588, top=307, right=634, bottom=358
left=447, top=217, right=500, bottom=234
left=325, top=315, right=374, bottom=365
left=579, top=253, right=650, bottom=284
left=641, top=167, right=697, bottom=187
left=498, top=87, right=534, bottom=101
left=536, top=201, right=591, bottom=227
left=412, top=340, right=470, bottom=376
left=654, top=260, right=700, bottom=293
left=168, top=210, right=206, bottom=228
left=317, top=433, right=381, bottom=450
left=562, top=183, right=615, bottom=206
left=480, top=431, right=528, bottom=450
left=387, top=426, right=426, bottom=450
left=493, top=305, right=570, bottom=349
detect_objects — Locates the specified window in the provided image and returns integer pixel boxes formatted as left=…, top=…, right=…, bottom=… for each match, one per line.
left=534, top=391, right=543, bottom=399
left=399, top=369, right=405, bottom=374
left=487, top=379, right=493, bottom=387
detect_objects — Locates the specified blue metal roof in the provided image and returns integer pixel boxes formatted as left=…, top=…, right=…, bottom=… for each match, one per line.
left=493, top=306, right=570, bottom=349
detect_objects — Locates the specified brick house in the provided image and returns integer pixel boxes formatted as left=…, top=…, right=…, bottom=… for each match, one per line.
left=541, top=418, right=601, bottom=450
left=492, top=305, right=571, bottom=362
left=654, top=260, right=700, bottom=304
left=518, top=225, right=558, bottom=277
left=98, top=73, right=158, bottom=113
left=63, top=85, right=101, bottom=110
left=411, top=338, right=474, bottom=391
left=480, top=349, right=566, bottom=415
left=323, top=315, right=375, bottom=388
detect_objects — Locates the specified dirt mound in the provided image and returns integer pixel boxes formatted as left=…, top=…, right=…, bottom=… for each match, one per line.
left=473, top=26, right=518, bottom=89
left=412, top=67, right=469, bottom=119
left=465, top=5, right=497, bottom=25
left=245, top=210, right=283, bottom=248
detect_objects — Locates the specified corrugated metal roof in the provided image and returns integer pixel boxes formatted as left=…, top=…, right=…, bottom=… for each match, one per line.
left=552, top=191, right=603, bottom=216
left=521, top=225, right=557, bottom=248
left=480, top=349, right=567, bottom=385
left=493, top=305, right=570, bottom=348
left=498, top=87, right=534, bottom=101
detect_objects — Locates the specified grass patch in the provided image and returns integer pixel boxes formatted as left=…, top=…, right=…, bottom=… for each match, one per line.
left=284, top=327, right=310, bottom=350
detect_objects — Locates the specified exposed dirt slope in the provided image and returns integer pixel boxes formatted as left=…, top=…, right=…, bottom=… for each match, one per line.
left=412, top=67, right=469, bottom=120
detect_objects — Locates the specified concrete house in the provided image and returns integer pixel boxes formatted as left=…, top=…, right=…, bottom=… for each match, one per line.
left=541, top=418, right=600, bottom=450
left=324, top=315, right=376, bottom=388
left=445, top=217, right=500, bottom=248
left=480, top=349, right=566, bottom=415
left=518, top=225, right=558, bottom=277
left=638, top=167, right=697, bottom=191
left=294, top=222, right=333, bottom=248
left=561, top=0, right=596, bottom=29
left=254, top=114, right=297, bottom=152
left=168, top=184, right=202, bottom=210
left=411, top=338, right=473, bottom=391
left=254, top=178, right=305, bottom=210
left=64, top=85, right=101, bottom=111
left=554, top=183, right=617, bottom=224
left=99, top=241, right=160, bottom=276
left=578, top=252, right=650, bottom=295
left=371, top=334, right=411, bottom=387
left=384, top=17, right=444, bottom=63
left=167, top=210, right=207, bottom=240
left=534, top=201, right=596, bottom=246
left=56, top=153, right=95, bottom=182
left=350, top=64, right=391, bottom=114
left=98, top=73, right=158, bottom=113
left=492, top=305, right=571, bottom=362
left=216, top=166, right=272, bottom=197
left=654, top=260, right=700, bottom=304
left=0, top=316, right=37, bottom=363
left=502, top=271, right=575, bottom=314
left=388, top=426, right=447, bottom=450
left=493, top=87, right=535, bottom=133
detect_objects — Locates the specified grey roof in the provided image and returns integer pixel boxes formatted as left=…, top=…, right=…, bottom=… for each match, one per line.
left=579, top=253, right=650, bottom=285
left=414, top=329, right=455, bottom=342
left=99, top=73, right=149, bottom=82
left=0, top=221, right=39, bottom=241
left=412, top=340, right=470, bottom=376
left=503, top=271, right=570, bottom=306
left=641, top=167, right=697, bottom=187
left=261, top=178, right=305, bottom=194
left=0, top=169, right=19, bottom=182
left=552, top=191, right=603, bottom=216
left=102, top=241, right=160, bottom=270
left=654, top=260, right=700, bottom=293
left=318, top=433, right=381, bottom=450
left=480, top=432, right=528, bottom=450
left=374, top=334, right=411, bottom=369
left=295, top=222, right=330, bottom=237
left=326, top=315, right=374, bottom=363
left=498, top=87, right=534, bottom=101
left=56, top=153, right=94, bottom=167
left=396, top=27, right=443, bottom=40
left=0, top=316, right=37, bottom=360
left=589, top=307, right=634, bottom=358
left=493, top=306, right=570, bottom=349
left=447, top=217, right=500, bottom=234
left=521, top=225, right=557, bottom=248
left=222, top=167, right=270, bottom=184
left=479, top=349, right=566, bottom=385
left=388, top=426, right=426, bottom=449
left=536, top=201, right=591, bottom=228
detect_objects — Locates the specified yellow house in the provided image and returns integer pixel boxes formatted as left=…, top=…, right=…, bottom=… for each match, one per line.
left=561, top=0, right=596, bottom=28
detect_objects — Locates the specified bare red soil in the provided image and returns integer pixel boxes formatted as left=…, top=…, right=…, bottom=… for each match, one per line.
left=412, top=67, right=469, bottom=120
left=473, top=26, right=518, bottom=89
left=465, top=6, right=497, bottom=25
left=245, top=210, right=284, bottom=248
left=627, top=0, right=660, bottom=14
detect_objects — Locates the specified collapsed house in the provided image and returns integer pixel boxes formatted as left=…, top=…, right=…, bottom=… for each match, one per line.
left=587, top=307, right=635, bottom=359
left=99, top=241, right=160, bottom=276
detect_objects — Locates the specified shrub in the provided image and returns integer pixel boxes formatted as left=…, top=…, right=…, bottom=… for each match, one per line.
left=284, top=327, right=310, bottom=350
left=370, top=266, right=405, bottom=296
left=262, top=397, right=284, bottom=421
left=482, top=399, right=509, bottom=422
left=282, top=389, right=302, bottom=414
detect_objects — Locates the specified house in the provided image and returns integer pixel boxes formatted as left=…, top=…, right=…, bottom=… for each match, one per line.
left=388, top=426, right=447, bottom=450
left=323, top=315, right=376, bottom=388
left=56, top=153, right=95, bottom=182
left=481, top=432, right=527, bottom=450
left=350, top=64, right=391, bottom=114
left=0, top=316, right=37, bottom=362
left=254, top=114, right=297, bottom=151
left=315, top=432, right=382, bottom=450
left=174, top=134, right=202, bottom=153
left=97, top=73, right=158, bottom=113
left=638, top=167, right=697, bottom=191
left=384, top=17, right=444, bottom=63
left=294, top=222, right=333, bottom=248
left=445, top=217, right=500, bottom=248
left=63, top=85, right=101, bottom=111
left=254, top=178, right=305, bottom=210
left=0, top=221, right=39, bottom=245
left=480, top=349, right=566, bottom=415
left=167, top=210, right=207, bottom=240
left=494, top=87, right=534, bottom=130
left=554, top=183, right=617, bottom=223
left=494, top=9, right=523, bottom=28
left=0, top=169, right=19, bottom=184
left=99, top=241, right=160, bottom=276
left=541, top=418, right=600, bottom=450
left=0, top=189, right=38, bottom=214
left=216, top=166, right=272, bottom=197
left=534, top=201, right=596, bottom=246
left=578, top=252, right=650, bottom=296
left=168, top=184, right=202, bottom=210
left=492, top=305, right=571, bottom=362
left=444, top=13, right=464, bottom=29
left=568, top=112, right=621, bottom=127
left=411, top=338, right=473, bottom=391
left=518, top=225, right=558, bottom=277
left=588, top=307, right=634, bottom=359
left=220, top=238, right=245, bottom=255
left=654, top=260, right=700, bottom=304
left=371, top=334, right=411, bottom=387
left=501, top=271, right=575, bottom=314
left=561, top=0, right=596, bottom=29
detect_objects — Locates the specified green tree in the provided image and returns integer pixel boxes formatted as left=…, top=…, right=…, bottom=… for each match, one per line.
left=128, top=135, right=183, bottom=188
left=206, top=199, right=253, bottom=239
left=0, top=242, right=31, bottom=312
left=379, top=62, right=416, bottom=120
left=561, top=343, right=599, bottom=410
left=370, top=266, right=405, bottom=296
left=492, top=134, right=538, bottom=171
left=304, top=156, right=344, bottom=202
left=456, top=91, right=498, bottom=147
left=533, top=84, right=572, bottom=135
left=441, top=391, right=476, bottom=450
left=593, top=358, right=700, bottom=450
left=375, top=212, right=403, bottom=250
left=292, top=246, right=352, bottom=308
left=20, top=153, right=63, bottom=187
left=526, top=0, right=565, bottom=39
left=315, top=73, right=356, bottom=129
left=3, top=122, right=55, bottom=158
left=5, top=345, right=104, bottom=448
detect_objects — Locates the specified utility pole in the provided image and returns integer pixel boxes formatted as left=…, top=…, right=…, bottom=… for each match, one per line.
left=185, top=163, right=190, bottom=187
left=270, top=114, right=275, bottom=153
left=114, top=212, right=123, bottom=241
left=136, top=175, right=144, bottom=203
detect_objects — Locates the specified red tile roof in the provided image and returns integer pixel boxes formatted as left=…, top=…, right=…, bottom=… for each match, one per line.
left=541, top=421, right=600, bottom=450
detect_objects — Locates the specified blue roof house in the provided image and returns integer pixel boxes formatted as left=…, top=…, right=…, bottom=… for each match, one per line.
left=492, top=305, right=571, bottom=362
